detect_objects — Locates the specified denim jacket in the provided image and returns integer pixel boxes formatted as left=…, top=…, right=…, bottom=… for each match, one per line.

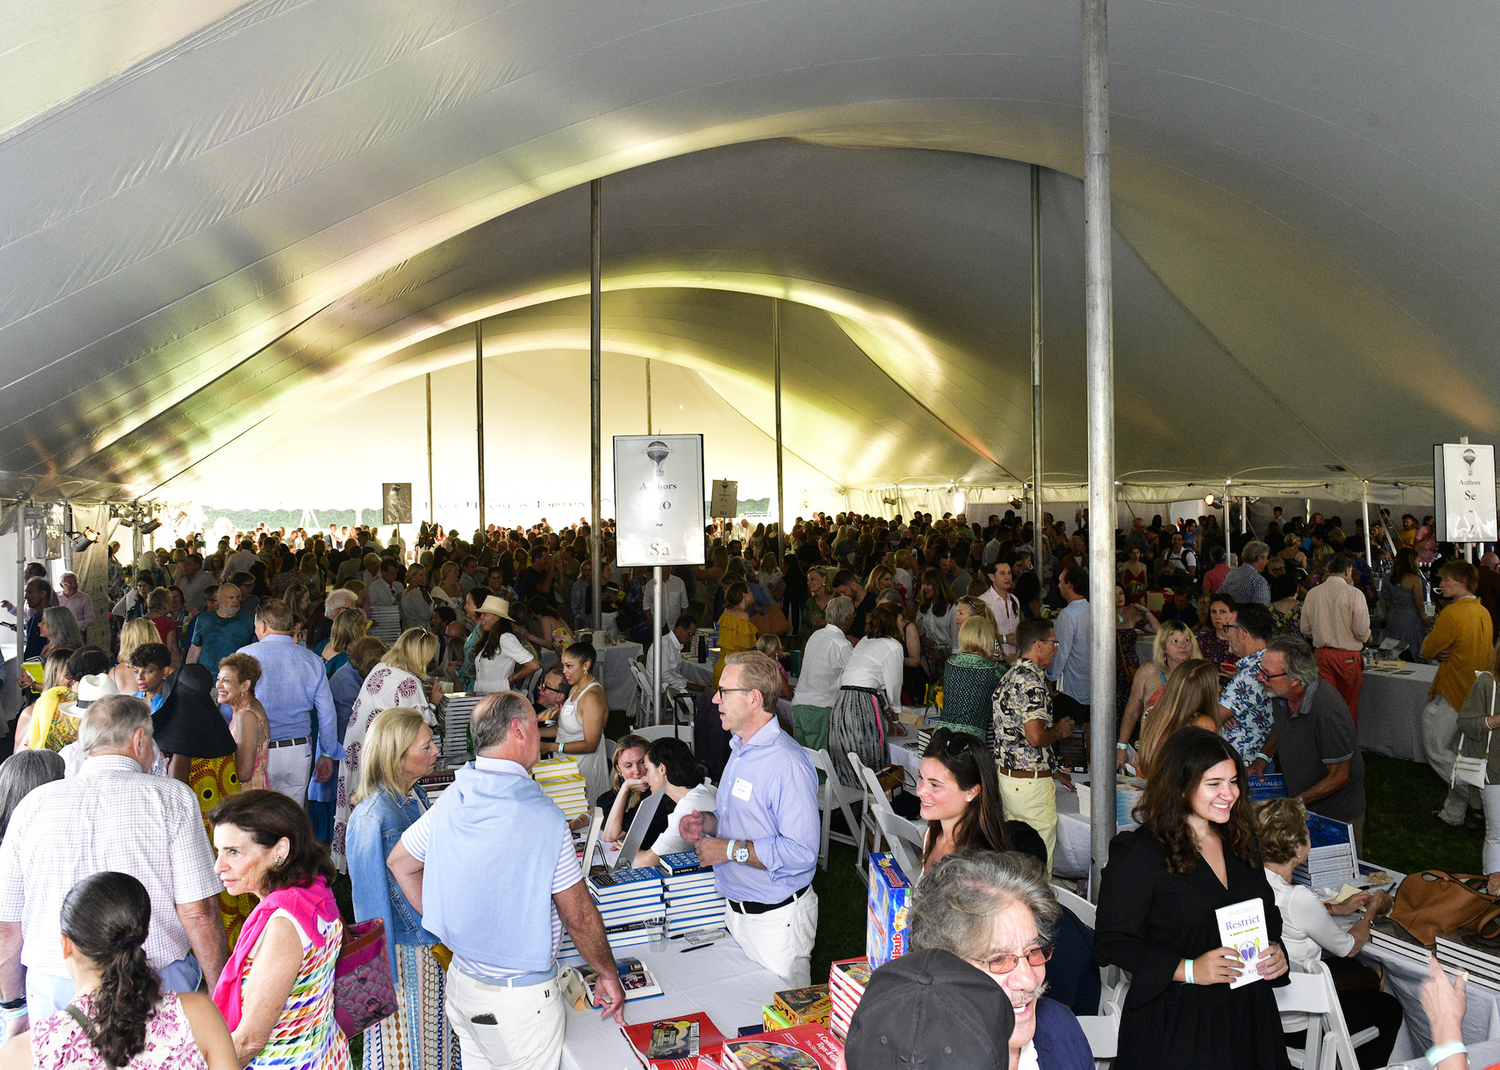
left=347, top=786, right=436, bottom=983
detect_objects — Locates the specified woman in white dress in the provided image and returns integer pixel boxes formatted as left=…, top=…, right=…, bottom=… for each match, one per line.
left=331, top=628, right=442, bottom=871
left=540, top=640, right=610, bottom=804
left=471, top=595, right=541, bottom=694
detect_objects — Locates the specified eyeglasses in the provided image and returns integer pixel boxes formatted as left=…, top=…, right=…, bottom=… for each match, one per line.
left=1256, top=669, right=1288, bottom=681
left=713, top=686, right=757, bottom=698
left=971, top=944, right=1054, bottom=976
left=539, top=684, right=566, bottom=694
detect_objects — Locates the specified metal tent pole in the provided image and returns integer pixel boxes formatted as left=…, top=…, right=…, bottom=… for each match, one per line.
left=1225, top=481, right=1233, bottom=564
left=1082, top=0, right=1117, bottom=898
left=426, top=373, right=435, bottom=525
left=1361, top=483, right=1373, bottom=571
left=774, top=299, right=786, bottom=562
left=11, top=501, right=25, bottom=725
left=590, top=178, right=603, bottom=631
left=1031, top=164, right=1045, bottom=545
left=645, top=359, right=653, bottom=434
left=652, top=566, right=665, bottom=730
left=475, top=323, right=486, bottom=535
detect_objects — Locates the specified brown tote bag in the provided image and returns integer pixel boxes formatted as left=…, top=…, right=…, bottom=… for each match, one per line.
left=1390, top=870, right=1500, bottom=947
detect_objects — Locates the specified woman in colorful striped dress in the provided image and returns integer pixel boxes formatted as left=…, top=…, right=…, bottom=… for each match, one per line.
left=209, top=791, right=351, bottom=1070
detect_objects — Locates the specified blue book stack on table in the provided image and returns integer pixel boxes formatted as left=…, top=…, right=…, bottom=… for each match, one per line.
left=658, top=851, right=725, bottom=936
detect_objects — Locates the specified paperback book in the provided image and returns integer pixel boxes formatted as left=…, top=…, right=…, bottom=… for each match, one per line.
left=1214, top=898, right=1269, bottom=989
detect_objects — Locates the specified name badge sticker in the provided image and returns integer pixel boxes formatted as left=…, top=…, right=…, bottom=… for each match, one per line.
left=731, top=777, right=754, bottom=801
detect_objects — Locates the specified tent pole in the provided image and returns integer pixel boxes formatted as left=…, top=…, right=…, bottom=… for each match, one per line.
left=774, top=298, right=786, bottom=562
left=653, top=566, right=665, bottom=730
left=1030, top=163, right=1045, bottom=545
left=11, top=501, right=25, bottom=726
left=426, top=373, right=435, bottom=525
left=1225, top=481, right=1232, bottom=564
left=645, top=359, right=653, bottom=435
left=1241, top=497, right=1248, bottom=536
left=475, top=323, right=486, bottom=535
left=1361, top=483, right=1373, bottom=571
left=590, top=178, right=603, bottom=631
left=1082, top=0, right=1116, bottom=900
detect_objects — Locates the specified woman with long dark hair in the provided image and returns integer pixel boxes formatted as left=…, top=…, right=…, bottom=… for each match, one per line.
left=1095, top=727, right=1291, bottom=1070
left=0, top=871, right=236, bottom=1069
left=915, top=727, right=1010, bottom=873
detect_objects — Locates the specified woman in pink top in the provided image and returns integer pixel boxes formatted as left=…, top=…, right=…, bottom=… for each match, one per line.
left=0, top=871, right=236, bottom=1070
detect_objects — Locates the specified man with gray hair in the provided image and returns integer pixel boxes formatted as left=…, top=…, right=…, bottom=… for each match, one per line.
left=386, top=691, right=624, bottom=1070
left=0, top=695, right=226, bottom=1031
left=1218, top=540, right=1272, bottom=606
left=908, top=851, right=1092, bottom=1067
left=1255, top=637, right=1367, bottom=853
left=1300, top=554, right=1371, bottom=721
left=790, top=594, right=855, bottom=751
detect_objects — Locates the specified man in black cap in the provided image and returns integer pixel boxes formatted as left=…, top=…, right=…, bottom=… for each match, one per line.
left=844, top=948, right=1015, bottom=1069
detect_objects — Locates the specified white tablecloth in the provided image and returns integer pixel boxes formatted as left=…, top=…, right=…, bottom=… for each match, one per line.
left=542, top=641, right=644, bottom=710
left=682, top=659, right=713, bottom=689
left=1357, top=663, right=1437, bottom=764
left=560, top=937, right=784, bottom=1070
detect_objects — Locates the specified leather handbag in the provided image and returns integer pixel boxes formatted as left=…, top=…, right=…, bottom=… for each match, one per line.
left=333, top=917, right=399, bottom=1037
left=751, top=605, right=792, bottom=637
left=1389, top=870, right=1500, bottom=947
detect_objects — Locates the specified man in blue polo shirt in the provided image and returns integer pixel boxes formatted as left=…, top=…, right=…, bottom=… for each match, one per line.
left=387, top=691, right=624, bottom=1070
left=681, top=650, right=820, bottom=986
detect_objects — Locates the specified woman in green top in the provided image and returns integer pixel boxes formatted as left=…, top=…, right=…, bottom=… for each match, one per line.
left=938, top=614, right=1007, bottom=744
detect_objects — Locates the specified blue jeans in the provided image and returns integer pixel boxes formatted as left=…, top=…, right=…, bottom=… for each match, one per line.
left=26, top=956, right=202, bottom=1022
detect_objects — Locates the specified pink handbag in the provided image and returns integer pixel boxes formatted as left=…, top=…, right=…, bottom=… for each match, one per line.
left=333, top=918, right=399, bottom=1037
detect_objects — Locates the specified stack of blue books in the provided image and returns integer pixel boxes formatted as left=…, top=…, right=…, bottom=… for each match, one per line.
left=587, top=867, right=667, bottom=950
left=658, top=851, right=724, bottom=935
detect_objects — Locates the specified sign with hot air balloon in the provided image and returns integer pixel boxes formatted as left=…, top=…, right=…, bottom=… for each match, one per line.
left=613, top=434, right=706, bottom=567
left=1434, top=442, right=1498, bottom=543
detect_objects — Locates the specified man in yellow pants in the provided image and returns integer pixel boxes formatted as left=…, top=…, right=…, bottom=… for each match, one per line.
left=992, top=617, right=1074, bottom=878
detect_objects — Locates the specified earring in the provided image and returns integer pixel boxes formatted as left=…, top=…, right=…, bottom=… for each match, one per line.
left=275, top=854, right=287, bottom=868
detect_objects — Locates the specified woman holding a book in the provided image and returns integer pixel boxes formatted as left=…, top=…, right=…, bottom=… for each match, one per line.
left=1095, top=727, right=1292, bottom=1070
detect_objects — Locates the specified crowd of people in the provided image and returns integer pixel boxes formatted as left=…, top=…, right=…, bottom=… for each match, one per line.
left=0, top=505, right=1491, bottom=1070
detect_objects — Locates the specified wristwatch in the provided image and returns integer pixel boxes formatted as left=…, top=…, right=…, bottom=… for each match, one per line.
left=732, top=840, right=751, bottom=864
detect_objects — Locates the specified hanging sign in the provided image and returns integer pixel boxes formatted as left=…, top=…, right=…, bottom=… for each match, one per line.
left=1434, top=443, right=1498, bottom=543
left=382, top=483, right=413, bottom=525
left=614, top=435, right=706, bottom=567
left=710, top=479, right=739, bottom=520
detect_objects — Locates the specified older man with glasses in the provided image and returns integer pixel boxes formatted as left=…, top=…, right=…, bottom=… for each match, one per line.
left=1251, top=635, right=1367, bottom=854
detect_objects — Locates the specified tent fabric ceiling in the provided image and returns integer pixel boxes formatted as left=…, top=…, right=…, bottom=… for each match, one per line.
left=1, top=0, right=1495, bottom=507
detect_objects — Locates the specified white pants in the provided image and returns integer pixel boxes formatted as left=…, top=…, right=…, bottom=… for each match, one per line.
left=724, top=888, right=818, bottom=988
left=266, top=742, right=313, bottom=807
left=1483, top=786, right=1500, bottom=873
left=446, top=968, right=566, bottom=1070
left=1424, top=696, right=1477, bottom=823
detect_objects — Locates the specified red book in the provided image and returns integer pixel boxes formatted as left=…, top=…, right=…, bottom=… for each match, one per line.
left=622, top=1012, right=728, bottom=1070
left=719, top=1024, right=844, bottom=1070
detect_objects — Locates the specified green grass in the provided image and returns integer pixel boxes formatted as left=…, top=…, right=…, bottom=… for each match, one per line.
left=1363, top=752, right=1486, bottom=876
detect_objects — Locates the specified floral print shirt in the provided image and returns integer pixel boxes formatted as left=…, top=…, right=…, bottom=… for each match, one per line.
left=992, top=657, right=1054, bottom=771
left=1220, top=649, right=1273, bottom=761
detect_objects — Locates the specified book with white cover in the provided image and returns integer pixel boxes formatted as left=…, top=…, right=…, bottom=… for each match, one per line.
left=1215, top=898, right=1269, bottom=989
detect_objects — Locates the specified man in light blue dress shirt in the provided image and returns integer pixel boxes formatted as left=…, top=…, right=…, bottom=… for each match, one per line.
left=681, top=651, right=820, bottom=986
left=1048, top=565, right=1092, bottom=730
left=236, top=598, right=343, bottom=807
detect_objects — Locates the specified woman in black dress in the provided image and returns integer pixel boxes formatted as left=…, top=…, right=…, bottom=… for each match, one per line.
left=1095, top=727, right=1291, bottom=1070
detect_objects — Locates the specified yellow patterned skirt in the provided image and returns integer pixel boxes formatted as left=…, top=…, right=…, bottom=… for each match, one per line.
left=189, top=755, right=255, bottom=945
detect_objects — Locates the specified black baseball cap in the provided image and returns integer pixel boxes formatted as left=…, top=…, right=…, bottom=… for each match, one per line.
left=843, top=948, right=1015, bottom=1069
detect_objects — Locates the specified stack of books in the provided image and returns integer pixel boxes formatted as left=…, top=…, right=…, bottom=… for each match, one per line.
left=1437, top=930, right=1500, bottom=988
left=435, top=693, right=479, bottom=764
left=1369, top=916, right=1431, bottom=962
left=368, top=605, right=402, bottom=645
left=866, top=853, right=912, bottom=969
left=623, top=1012, right=727, bottom=1070
left=658, top=851, right=724, bottom=935
left=586, top=867, right=666, bottom=951
left=531, top=755, right=590, bottom=818
left=415, top=768, right=457, bottom=802
left=1293, top=813, right=1357, bottom=895
left=828, top=958, right=869, bottom=1040
left=718, top=1024, right=844, bottom=1069
left=767, top=984, right=830, bottom=1029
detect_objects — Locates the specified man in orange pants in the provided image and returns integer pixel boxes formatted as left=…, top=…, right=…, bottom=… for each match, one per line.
left=1300, top=556, right=1370, bottom=722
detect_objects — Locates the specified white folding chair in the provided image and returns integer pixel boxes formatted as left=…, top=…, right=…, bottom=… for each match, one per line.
left=1274, top=961, right=1380, bottom=1070
left=625, top=658, right=654, bottom=726
left=1074, top=971, right=1130, bottom=1067
left=579, top=806, right=604, bottom=870
left=633, top=723, right=692, bottom=744
left=1050, top=882, right=1128, bottom=1016
left=871, top=807, right=925, bottom=878
left=802, top=747, right=864, bottom=873
left=847, top=751, right=893, bottom=860
left=666, top=685, right=696, bottom=726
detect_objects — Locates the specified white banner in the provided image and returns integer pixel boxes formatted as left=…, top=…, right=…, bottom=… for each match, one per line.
left=1433, top=443, right=1498, bottom=543
left=613, top=435, right=706, bottom=567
